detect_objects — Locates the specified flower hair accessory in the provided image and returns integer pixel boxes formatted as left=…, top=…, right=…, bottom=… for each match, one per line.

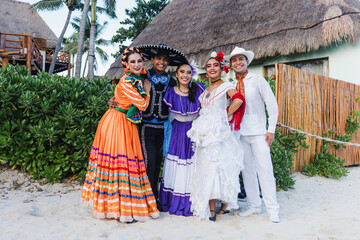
left=121, top=47, right=144, bottom=68
left=122, top=47, right=147, bottom=75
left=211, top=50, right=229, bottom=73
left=189, top=60, right=199, bottom=77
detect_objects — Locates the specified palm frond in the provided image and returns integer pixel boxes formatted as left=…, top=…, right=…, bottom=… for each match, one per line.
left=31, top=0, right=64, bottom=11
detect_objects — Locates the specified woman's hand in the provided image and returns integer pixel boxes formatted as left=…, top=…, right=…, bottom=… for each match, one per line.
left=226, top=89, right=243, bottom=116
left=108, top=97, right=118, bottom=109
left=143, top=79, right=151, bottom=93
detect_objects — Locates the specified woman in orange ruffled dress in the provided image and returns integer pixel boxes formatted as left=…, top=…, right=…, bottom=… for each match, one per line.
left=81, top=47, right=159, bottom=223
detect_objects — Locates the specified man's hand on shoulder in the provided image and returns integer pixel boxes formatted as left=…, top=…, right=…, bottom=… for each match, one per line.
left=108, top=97, right=118, bottom=109
left=265, top=132, right=275, bottom=147
left=143, top=79, right=151, bottom=93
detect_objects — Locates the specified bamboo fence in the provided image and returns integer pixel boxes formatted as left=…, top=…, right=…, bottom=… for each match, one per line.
left=275, top=64, right=360, bottom=171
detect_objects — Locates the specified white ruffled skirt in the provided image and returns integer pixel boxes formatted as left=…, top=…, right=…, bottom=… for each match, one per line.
left=187, top=107, right=244, bottom=220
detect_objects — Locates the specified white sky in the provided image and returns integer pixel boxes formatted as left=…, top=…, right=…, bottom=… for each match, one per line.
left=21, top=0, right=137, bottom=75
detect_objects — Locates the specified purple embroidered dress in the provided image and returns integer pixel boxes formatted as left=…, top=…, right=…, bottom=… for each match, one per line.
left=159, top=83, right=204, bottom=216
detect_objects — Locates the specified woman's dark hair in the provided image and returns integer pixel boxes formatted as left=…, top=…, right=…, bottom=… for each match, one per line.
left=124, top=51, right=143, bottom=63
left=176, top=64, right=198, bottom=103
left=206, top=57, right=223, bottom=68
left=121, top=47, right=144, bottom=68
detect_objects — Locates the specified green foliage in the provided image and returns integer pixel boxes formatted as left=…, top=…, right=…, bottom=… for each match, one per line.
left=111, top=0, right=169, bottom=58
left=265, top=76, right=276, bottom=93
left=323, top=130, right=352, bottom=150
left=63, top=15, right=111, bottom=74
left=0, top=65, right=114, bottom=183
left=302, top=120, right=357, bottom=179
left=303, top=142, right=349, bottom=179
left=345, top=110, right=360, bottom=134
left=271, top=129, right=309, bottom=190
left=302, top=164, right=318, bottom=177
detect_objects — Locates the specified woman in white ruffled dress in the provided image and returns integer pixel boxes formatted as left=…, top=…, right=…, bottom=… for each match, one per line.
left=187, top=51, right=246, bottom=221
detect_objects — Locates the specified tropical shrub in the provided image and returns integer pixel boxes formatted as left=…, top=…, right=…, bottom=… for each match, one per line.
left=271, top=129, right=308, bottom=190
left=302, top=110, right=359, bottom=179
left=0, top=65, right=114, bottom=183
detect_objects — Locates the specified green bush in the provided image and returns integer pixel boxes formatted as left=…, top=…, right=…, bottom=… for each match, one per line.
left=0, top=65, right=114, bottom=183
left=304, top=142, right=349, bottom=179
left=271, top=129, right=309, bottom=190
left=302, top=164, right=318, bottom=177
left=302, top=122, right=357, bottom=179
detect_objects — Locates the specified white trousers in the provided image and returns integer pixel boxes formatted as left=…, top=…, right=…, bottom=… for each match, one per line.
left=239, top=134, right=279, bottom=213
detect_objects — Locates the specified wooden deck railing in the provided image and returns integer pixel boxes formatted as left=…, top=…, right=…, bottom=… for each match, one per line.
left=0, top=32, right=71, bottom=75
left=0, top=32, right=42, bottom=71
left=45, top=49, right=70, bottom=63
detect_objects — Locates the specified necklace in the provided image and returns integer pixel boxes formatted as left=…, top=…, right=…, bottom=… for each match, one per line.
left=177, top=85, right=189, bottom=94
left=205, top=79, right=223, bottom=98
left=210, top=78, right=222, bottom=84
left=179, top=94, right=192, bottom=114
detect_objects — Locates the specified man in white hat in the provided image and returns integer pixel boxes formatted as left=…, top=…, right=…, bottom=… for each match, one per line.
left=225, top=46, right=280, bottom=223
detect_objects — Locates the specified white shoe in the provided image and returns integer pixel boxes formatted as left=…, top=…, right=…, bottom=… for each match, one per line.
left=237, top=208, right=261, bottom=217
left=269, top=212, right=280, bottom=223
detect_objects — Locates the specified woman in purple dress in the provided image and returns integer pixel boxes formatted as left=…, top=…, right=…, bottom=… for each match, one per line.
left=159, top=63, right=204, bottom=216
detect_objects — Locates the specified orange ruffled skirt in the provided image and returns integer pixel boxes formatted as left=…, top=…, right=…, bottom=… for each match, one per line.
left=81, top=108, right=159, bottom=222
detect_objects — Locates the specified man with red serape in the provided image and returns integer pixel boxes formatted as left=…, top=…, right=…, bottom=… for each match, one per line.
left=225, top=47, right=280, bottom=223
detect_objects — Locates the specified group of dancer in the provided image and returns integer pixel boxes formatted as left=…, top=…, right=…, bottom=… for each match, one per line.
left=81, top=44, right=280, bottom=223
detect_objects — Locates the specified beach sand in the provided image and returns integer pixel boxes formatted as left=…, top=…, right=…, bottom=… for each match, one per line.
left=1, top=166, right=359, bottom=240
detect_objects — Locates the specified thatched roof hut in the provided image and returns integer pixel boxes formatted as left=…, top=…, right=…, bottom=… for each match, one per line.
left=106, top=0, right=360, bottom=79
left=0, top=0, right=58, bottom=49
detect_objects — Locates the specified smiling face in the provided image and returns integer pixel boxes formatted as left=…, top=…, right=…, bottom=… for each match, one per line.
left=230, top=54, right=249, bottom=75
left=125, top=53, right=144, bottom=76
left=206, top=58, right=222, bottom=82
left=151, top=55, right=170, bottom=75
left=176, top=64, right=192, bottom=87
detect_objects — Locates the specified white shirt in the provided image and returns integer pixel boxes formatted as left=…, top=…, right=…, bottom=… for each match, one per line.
left=231, top=72, right=278, bottom=135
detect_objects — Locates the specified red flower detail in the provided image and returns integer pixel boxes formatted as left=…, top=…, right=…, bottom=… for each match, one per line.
left=215, top=51, right=224, bottom=62
left=223, top=65, right=229, bottom=73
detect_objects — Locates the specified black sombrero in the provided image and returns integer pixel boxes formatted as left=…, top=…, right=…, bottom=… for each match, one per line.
left=136, top=44, right=189, bottom=66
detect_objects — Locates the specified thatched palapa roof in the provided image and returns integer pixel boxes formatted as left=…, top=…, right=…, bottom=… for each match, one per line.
left=0, top=0, right=58, bottom=48
left=106, top=0, right=360, bottom=79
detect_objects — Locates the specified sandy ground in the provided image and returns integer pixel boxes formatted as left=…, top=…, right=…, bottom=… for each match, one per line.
left=0, top=166, right=359, bottom=240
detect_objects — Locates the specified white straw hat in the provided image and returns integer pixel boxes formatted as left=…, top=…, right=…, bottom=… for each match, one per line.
left=224, top=47, right=254, bottom=65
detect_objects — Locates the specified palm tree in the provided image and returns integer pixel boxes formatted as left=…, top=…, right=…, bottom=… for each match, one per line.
left=32, top=0, right=82, bottom=75
left=74, top=0, right=116, bottom=79
left=74, top=0, right=90, bottom=78
left=63, top=16, right=111, bottom=77
left=87, top=0, right=116, bottom=79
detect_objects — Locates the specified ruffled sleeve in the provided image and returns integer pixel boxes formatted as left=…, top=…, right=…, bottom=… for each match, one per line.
left=163, top=85, right=203, bottom=116
left=163, top=86, right=174, bottom=110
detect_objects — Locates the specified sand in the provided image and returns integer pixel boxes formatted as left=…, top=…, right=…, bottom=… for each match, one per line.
left=1, top=166, right=359, bottom=240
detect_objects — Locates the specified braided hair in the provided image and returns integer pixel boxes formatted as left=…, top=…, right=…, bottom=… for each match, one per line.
left=121, top=47, right=147, bottom=76
left=121, top=47, right=144, bottom=67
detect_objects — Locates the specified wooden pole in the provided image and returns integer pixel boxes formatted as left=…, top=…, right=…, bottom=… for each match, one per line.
left=26, top=34, right=31, bottom=72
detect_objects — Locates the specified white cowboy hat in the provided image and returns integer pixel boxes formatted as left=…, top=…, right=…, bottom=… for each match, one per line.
left=224, top=47, right=254, bottom=65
